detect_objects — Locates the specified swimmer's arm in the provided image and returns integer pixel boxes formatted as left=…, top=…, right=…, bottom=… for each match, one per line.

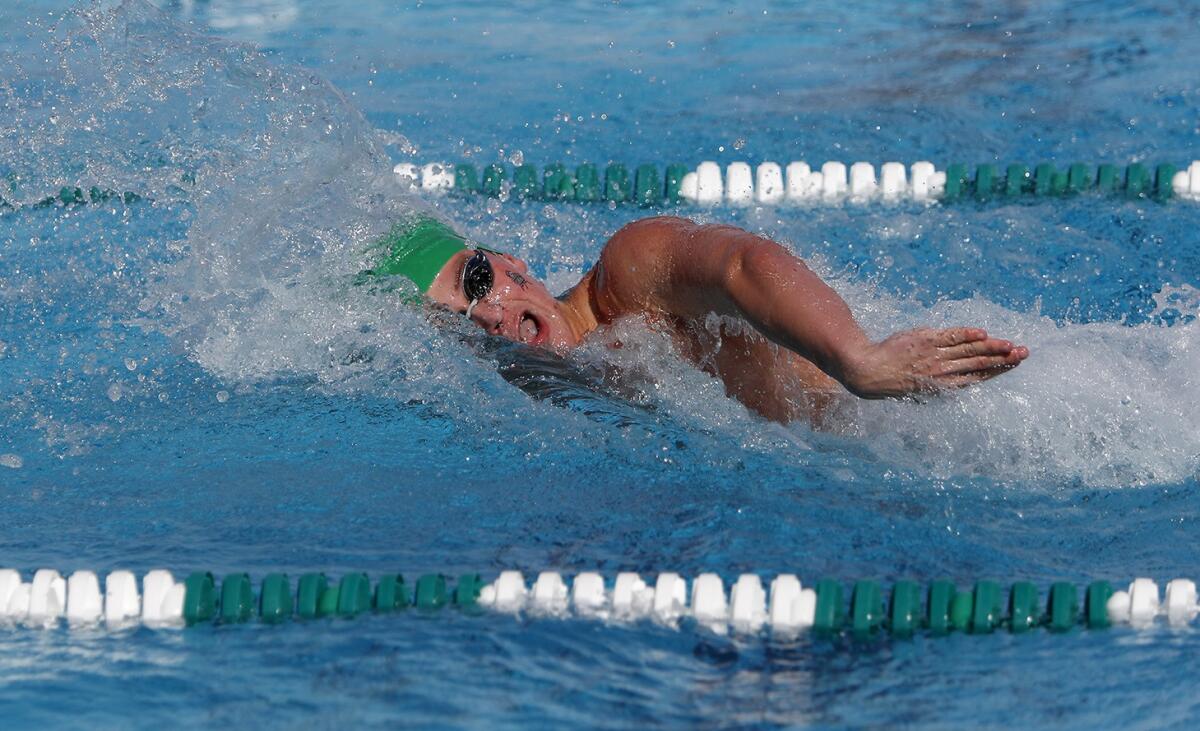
left=602, top=217, right=1028, bottom=398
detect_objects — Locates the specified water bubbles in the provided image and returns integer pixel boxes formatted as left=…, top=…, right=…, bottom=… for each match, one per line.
left=509, top=150, right=524, bottom=166
left=1151, top=283, right=1200, bottom=322
left=843, top=291, right=1200, bottom=487
left=0, top=454, right=22, bottom=469
left=732, top=138, right=746, bottom=150
left=124, top=357, right=138, bottom=371
left=106, top=384, right=122, bottom=402
left=216, top=390, right=230, bottom=403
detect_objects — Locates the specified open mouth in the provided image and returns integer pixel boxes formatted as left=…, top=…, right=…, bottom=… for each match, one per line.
left=517, top=312, right=545, bottom=346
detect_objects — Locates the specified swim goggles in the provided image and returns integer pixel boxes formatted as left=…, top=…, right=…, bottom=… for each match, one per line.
left=461, top=250, right=494, bottom=318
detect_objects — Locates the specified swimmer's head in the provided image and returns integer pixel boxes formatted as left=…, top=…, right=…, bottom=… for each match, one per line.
left=365, top=215, right=581, bottom=349
left=426, top=247, right=581, bottom=350
left=366, top=216, right=470, bottom=293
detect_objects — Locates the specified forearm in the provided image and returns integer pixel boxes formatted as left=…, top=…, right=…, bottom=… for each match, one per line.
left=700, top=230, right=1027, bottom=399
left=708, top=231, right=871, bottom=387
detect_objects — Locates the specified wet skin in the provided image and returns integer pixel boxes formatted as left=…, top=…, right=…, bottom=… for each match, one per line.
left=426, top=216, right=1029, bottom=424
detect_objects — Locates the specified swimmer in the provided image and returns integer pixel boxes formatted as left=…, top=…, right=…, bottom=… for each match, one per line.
left=370, top=215, right=1029, bottom=423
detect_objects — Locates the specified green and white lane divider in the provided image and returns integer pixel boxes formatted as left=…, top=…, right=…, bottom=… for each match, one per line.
left=0, top=185, right=143, bottom=211
left=11, top=159, right=1199, bottom=212
left=394, top=160, right=1200, bottom=206
left=1, top=567, right=1196, bottom=637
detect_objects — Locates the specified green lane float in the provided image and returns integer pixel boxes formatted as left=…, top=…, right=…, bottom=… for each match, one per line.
left=2, top=567, right=1198, bottom=640
left=813, top=578, right=844, bottom=634
left=415, top=574, right=448, bottom=610
left=260, top=574, right=293, bottom=623
left=373, top=574, right=410, bottom=611
left=1009, top=582, right=1040, bottom=633
left=220, top=573, right=254, bottom=624
left=850, top=580, right=884, bottom=637
left=453, top=573, right=484, bottom=610
left=296, top=573, right=328, bottom=619
left=337, top=573, right=372, bottom=617
left=888, top=581, right=921, bottom=637
left=393, top=159, right=1200, bottom=207
left=1086, top=581, right=1113, bottom=630
left=1048, top=582, right=1079, bottom=632
left=182, top=571, right=215, bottom=626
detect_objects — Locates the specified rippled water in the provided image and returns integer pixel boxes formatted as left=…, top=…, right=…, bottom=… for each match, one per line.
left=2, top=1, right=1200, bottom=728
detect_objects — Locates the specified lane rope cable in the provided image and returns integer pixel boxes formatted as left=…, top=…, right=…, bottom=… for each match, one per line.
left=0, top=567, right=1194, bottom=639
left=393, top=159, right=1200, bottom=207
left=9, top=160, right=1199, bottom=213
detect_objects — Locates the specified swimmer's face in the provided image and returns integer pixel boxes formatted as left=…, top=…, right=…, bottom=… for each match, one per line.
left=427, top=250, right=580, bottom=350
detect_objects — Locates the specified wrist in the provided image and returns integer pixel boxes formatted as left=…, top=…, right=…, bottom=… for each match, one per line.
left=829, top=338, right=876, bottom=396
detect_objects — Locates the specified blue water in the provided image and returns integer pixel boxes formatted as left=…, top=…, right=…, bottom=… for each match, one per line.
left=2, top=0, right=1200, bottom=727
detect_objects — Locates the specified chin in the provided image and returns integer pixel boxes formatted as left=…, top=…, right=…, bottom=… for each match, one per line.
left=546, top=331, right=578, bottom=352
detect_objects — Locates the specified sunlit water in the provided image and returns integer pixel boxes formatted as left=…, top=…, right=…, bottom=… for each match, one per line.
left=1, top=1, right=1199, bottom=727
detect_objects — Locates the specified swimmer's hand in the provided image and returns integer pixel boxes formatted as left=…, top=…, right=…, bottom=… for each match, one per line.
left=841, top=327, right=1029, bottom=399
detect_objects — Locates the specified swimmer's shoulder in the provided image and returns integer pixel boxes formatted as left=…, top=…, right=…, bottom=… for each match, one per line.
left=604, top=215, right=697, bottom=257
left=596, top=216, right=767, bottom=320
left=590, top=216, right=698, bottom=316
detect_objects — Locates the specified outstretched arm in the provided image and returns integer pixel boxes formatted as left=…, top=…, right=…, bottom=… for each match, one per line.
left=598, top=217, right=1028, bottom=398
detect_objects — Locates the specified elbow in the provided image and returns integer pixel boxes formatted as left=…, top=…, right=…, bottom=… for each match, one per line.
left=727, top=236, right=807, bottom=296
left=713, top=238, right=778, bottom=320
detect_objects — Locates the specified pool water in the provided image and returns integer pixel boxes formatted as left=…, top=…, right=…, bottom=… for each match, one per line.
left=2, top=0, right=1200, bottom=727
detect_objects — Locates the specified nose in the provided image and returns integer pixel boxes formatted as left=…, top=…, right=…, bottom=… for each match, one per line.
left=468, top=300, right=504, bottom=335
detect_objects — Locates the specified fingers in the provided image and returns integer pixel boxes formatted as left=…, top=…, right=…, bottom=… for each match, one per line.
left=931, top=325, right=1029, bottom=378
left=935, top=352, right=1021, bottom=376
left=929, top=334, right=1029, bottom=386
left=938, top=337, right=1016, bottom=359
left=932, top=327, right=988, bottom=347
left=936, top=352, right=1027, bottom=386
left=937, top=363, right=1021, bottom=388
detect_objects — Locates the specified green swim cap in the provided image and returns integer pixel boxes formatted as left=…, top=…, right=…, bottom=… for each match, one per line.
left=365, top=215, right=469, bottom=293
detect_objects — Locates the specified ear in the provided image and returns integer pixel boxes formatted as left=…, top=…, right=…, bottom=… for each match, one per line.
left=496, top=253, right=528, bottom=273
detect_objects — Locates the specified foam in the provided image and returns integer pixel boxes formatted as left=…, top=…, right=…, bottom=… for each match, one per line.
left=846, top=292, right=1200, bottom=487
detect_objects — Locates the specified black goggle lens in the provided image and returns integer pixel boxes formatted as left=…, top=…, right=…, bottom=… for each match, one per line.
left=462, top=250, right=493, bottom=303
